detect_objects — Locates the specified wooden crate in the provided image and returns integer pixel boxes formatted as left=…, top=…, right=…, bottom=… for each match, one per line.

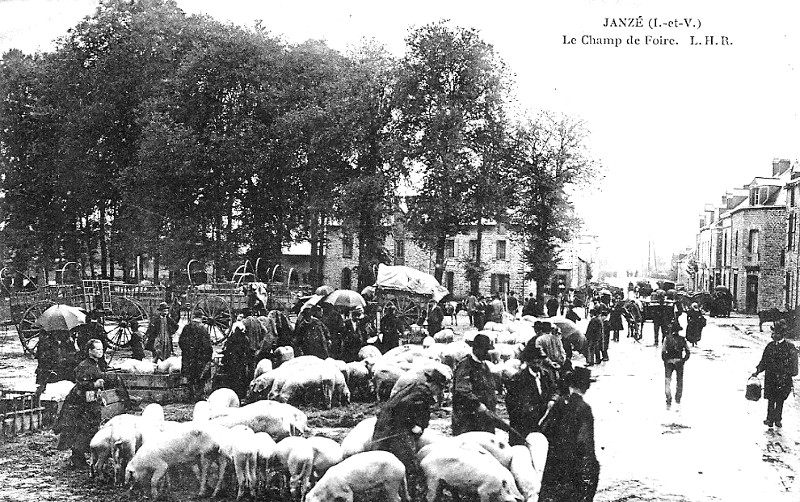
left=106, top=371, right=190, bottom=404
left=1, top=391, right=45, bottom=444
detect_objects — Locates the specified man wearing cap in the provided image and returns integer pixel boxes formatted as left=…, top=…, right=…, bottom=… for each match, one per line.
left=452, top=333, right=498, bottom=435
left=539, top=366, right=599, bottom=502
left=506, top=342, right=559, bottom=445
left=145, top=301, right=179, bottom=363
left=536, top=323, right=569, bottom=372
left=599, top=306, right=611, bottom=362
left=662, top=321, right=690, bottom=411
left=752, top=319, right=798, bottom=427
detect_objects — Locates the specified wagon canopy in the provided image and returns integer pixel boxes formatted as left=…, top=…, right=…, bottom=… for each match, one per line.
left=375, top=264, right=450, bottom=302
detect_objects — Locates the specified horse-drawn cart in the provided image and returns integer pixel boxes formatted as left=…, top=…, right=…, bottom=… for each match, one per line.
left=371, top=264, right=450, bottom=343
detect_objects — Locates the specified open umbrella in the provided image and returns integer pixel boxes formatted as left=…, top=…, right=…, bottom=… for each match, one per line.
left=302, top=294, right=325, bottom=310
left=36, top=304, right=86, bottom=332
left=314, top=285, right=334, bottom=297
left=322, top=290, right=366, bottom=309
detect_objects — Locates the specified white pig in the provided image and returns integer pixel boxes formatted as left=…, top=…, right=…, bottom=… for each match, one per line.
left=305, top=451, right=407, bottom=502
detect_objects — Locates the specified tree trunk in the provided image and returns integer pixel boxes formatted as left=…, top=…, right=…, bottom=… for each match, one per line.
left=536, top=278, right=546, bottom=308
left=99, top=201, right=107, bottom=279
left=434, top=235, right=446, bottom=283
left=309, top=210, right=320, bottom=286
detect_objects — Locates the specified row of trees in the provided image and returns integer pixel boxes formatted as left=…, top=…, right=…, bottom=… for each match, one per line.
left=0, top=0, right=600, bottom=298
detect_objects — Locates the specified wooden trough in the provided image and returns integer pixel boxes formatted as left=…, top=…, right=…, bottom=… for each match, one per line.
left=106, top=371, right=190, bottom=404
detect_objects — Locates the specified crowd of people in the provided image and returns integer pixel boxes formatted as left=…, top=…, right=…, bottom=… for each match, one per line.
left=34, top=280, right=798, bottom=501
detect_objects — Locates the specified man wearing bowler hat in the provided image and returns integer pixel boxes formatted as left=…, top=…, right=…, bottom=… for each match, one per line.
left=452, top=333, right=498, bottom=435
left=506, top=341, right=559, bottom=445
left=539, top=366, right=599, bottom=502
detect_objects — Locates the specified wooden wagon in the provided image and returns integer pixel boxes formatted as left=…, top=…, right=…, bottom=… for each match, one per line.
left=4, top=278, right=158, bottom=356
left=185, top=277, right=311, bottom=346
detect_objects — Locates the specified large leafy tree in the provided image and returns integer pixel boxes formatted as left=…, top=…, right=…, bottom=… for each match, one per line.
left=333, top=41, right=398, bottom=290
left=509, top=111, right=601, bottom=304
left=394, top=21, right=509, bottom=282
left=0, top=50, right=77, bottom=278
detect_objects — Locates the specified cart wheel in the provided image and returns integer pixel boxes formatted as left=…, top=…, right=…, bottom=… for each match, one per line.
left=17, top=300, right=56, bottom=355
left=385, top=296, right=422, bottom=334
left=192, top=295, right=232, bottom=345
left=104, top=297, right=147, bottom=349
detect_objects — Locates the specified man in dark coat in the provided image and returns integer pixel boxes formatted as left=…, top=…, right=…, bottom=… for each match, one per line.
left=221, top=321, right=252, bottom=401
left=340, top=306, right=371, bottom=362
left=539, top=366, right=600, bottom=502
left=452, top=334, right=498, bottom=435
left=376, top=303, right=401, bottom=354
left=506, top=342, right=559, bottom=445
left=34, top=329, right=77, bottom=402
left=506, top=291, right=519, bottom=318
left=294, top=305, right=331, bottom=359
left=178, top=320, right=213, bottom=401
left=427, top=300, right=444, bottom=336
left=685, top=303, right=706, bottom=346
left=371, top=373, right=440, bottom=499
left=73, top=310, right=108, bottom=356
left=321, top=304, right=345, bottom=359
left=752, top=320, right=798, bottom=427
left=585, top=307, right=604, bottom=366
left=145, top=302, right=179, bottom=363
left=546, top=296, right=560, bottom=317
left=54, top=339, right=107, bottom=469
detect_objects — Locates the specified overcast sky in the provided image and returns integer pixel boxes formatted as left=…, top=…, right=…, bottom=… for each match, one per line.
left=1, top=0, right=798, bottom=274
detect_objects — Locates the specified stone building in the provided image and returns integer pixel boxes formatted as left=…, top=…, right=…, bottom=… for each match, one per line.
left=695, top=159, right=793, bottom=313
left=287, top=219, right=597, bottom=300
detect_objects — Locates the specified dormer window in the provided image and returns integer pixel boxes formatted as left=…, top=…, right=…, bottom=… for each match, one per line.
left=750, top=186, right=769, bottom=205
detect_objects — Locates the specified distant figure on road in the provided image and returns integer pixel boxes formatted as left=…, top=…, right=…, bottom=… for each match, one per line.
left=585, top=308, right=604, bottom=367
left=752, top=320, right=798, bottom=428
left=465, top=292, right=478, bottom=326
left=685, top=303, right=706, bottom=347
left=662, top=322, right=690, bottom=411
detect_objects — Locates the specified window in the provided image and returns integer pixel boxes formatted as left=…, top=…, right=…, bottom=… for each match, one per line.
left=342, top=234, right=353, bottom=259
left=781, top=249, right=786, bottom=267
left=340, top=268, right=351, bottom=289
left=394, top=239, right=405, bottom=265
left=750, top=188, right=760, bottom=205
left=445, top=271, right=454, bottom=292
left=723, top=232, right=728, bottom=266
left=445, top=239, right=455, bottom=258
left=734, top=231, right=738, bottom=256
left=789, top=213, right=796, bottom=251
left=469, top=240, right=478, bottom=259
left=496, top=240, right=507, bottom=260
left=787, top=272, right=792, bottom=307
left=490, top=273, right=509, bottom=294
left=748, top=229, right=759, bottom=255
left=791, top=186, right=796, bottom=208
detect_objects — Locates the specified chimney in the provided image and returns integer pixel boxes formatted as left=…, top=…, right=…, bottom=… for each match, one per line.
left=773, top=158, right=791, bottom=176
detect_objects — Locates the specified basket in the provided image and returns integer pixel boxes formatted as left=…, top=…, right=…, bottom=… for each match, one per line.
left=745, top=376, right=762, bottom=401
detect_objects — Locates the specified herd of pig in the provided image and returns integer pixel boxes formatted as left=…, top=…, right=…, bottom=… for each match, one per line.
left=89, top=387, right=546, bottom=502
left=247, top=319, right=538, bottom=409
left=79, top=320, right=550, bottom=501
